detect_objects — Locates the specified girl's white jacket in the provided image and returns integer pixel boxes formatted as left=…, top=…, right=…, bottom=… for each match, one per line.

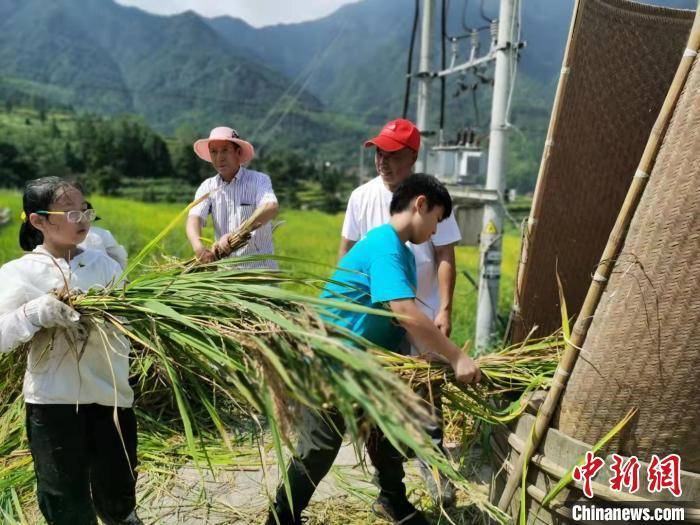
left=0, top=246, right=133, bottom=407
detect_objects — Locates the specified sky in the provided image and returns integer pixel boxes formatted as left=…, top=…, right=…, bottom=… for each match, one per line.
left=115, top=0, right=360, bottom=27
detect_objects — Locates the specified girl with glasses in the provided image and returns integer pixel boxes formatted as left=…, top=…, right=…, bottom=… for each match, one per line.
left=0, top=177, right=142, bottom=525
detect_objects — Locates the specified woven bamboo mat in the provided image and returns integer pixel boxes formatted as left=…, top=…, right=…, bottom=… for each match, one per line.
left=510, top=0, right=694, bottom=342
left=557, top=53, right=700, bottom=472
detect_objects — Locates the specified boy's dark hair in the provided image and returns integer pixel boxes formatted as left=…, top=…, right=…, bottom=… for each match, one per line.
left=389, top=173, right=452, bottom=220
left=19, top=177, right=81, bottom=251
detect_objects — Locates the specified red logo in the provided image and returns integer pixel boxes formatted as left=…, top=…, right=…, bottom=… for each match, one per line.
left=609, top=454, right=641, bottom=494
left=574, top=452, right=683, bottom=499
left=573, top=451, right=605, bottom=498
left=647, top=454, right=682, bottom=497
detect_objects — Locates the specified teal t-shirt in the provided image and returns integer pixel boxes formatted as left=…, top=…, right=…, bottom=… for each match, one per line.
left=320, top=224, right=416, bottom=351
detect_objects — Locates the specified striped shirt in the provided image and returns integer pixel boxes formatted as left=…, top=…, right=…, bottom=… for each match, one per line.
left=189, top=167, right=278, bottom=269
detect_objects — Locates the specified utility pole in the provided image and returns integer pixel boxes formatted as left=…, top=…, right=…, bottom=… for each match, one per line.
left=415, top=0, right=435, bottom=172
left=475, top=0, right=518, bottom=350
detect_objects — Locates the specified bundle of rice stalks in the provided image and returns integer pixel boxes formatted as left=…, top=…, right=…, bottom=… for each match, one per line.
left=169, top=205, right=268, bottom=268
left=0, top=395, right=265, bottom=524
left=25, top=258, right=495, bottom=521
left=376, top=333, right=563, bottom=425
left=211, top=206, right=267, bottom=260
left=67, top=263, right=460, bottom=467
left=0, top=396, right=32, bottom=523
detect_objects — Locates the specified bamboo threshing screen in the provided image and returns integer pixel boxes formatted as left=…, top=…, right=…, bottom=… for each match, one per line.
left=557, top=52, right=700, bottom=472
left=510, top=0, right=694, bottom=342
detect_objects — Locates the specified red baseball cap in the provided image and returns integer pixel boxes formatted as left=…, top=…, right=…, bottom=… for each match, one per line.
left=364, top=118, right=421, bottom=152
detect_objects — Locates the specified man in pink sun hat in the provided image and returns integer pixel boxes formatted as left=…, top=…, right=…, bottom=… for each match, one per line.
left=186, top=126, right=279, bottom=269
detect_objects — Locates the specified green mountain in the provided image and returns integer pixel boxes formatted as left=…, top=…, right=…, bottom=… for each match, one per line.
left=0, top=0, right=322, bottom=133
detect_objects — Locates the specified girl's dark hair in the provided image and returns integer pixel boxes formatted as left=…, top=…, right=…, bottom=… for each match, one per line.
left=19, top=177, right=81, bottom=251
left=389, top=173, right=453, bottom=220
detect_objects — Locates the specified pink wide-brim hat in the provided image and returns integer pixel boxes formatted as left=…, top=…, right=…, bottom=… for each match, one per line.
left=193, top=126, right=255, bottom=165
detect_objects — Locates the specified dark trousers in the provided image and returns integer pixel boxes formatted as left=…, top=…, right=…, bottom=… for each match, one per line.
left=416, top=380, right=445, bottom=454
left=25, top=403, right=138, bottom=525
left=397, top=338, right=445, bottom=453
left=270, top=408, right=407, bottom=524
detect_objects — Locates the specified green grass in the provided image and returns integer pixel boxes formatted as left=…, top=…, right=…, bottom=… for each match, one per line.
left=0, top=189, right=519, bottom=346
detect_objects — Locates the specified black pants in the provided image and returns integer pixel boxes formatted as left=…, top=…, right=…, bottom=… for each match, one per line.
left=396, top=339, right=445, bottom=454
left=25, top=403, right=138, bottom=525
left=270, top=408, right=407, bottom=524
left=416, top=380, right=445, bottom=454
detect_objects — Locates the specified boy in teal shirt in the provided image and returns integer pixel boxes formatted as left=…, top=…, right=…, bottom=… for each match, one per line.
left=267, top=175, right=480, bottom=525
left=319, top=220, right=416, bottom=351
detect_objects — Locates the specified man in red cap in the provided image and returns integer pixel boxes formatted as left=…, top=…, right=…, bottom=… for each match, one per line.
left=341, top=119, right=459, bottom=337
left=339, top=118, right=462, bottom=506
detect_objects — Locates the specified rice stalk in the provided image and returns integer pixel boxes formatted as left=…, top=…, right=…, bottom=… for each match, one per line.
left=375, top=332, right=563, bottom=425
left=211, top=206, right=268, bottom=261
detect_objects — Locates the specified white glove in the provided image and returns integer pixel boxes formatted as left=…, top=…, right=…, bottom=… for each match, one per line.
left=24, top=295, right=80, bottom=330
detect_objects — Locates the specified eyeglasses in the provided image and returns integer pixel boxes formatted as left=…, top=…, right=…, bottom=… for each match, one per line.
left=35, top=209, right=98, bottom=223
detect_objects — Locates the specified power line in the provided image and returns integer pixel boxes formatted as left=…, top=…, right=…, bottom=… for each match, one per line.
left=440, top=0, right=447, bottom=133
left=250, top=20, right=349, bottom=143
left=255, top=19, right=350, bottom=149
left=402, top=0, right=420, bottom=119
left=456, top=0, right=491, bottom=36
left=480, top=0, right=494, bottom=22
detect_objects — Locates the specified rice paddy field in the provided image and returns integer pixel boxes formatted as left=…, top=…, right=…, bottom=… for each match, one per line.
left=0, top=189, right=525, bottom=524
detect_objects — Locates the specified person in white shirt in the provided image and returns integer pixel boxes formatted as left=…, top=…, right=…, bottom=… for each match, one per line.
left=339, top=118, right=461, bottom=506
left=77, top=201, right=128, bottom=270
left=186, top=126, right=279, bottom=269
left=0, top=177, right=142, bottom=525
left=81, top=225, right=128, bottom=271
left=340, top=118, right=461, bottom=336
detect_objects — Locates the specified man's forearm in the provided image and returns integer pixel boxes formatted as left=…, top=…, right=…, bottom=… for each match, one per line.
left=390, top=298, right=480, bottom=384
left=185, top=216, right=205, bottom=251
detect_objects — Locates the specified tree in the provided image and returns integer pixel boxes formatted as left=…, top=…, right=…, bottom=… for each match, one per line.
left=50, top=119, right=61, bottom=138
left=64, top=142, right=85, bottom=173
left=174, top=142, right=207, bottom=185
left=255, top=151, right=306, bottom=208
left=318, top=164, right=342, bottom=214
left=143, top=132, right=173, bottom=178
left=92, top=166, right=122, bottom=196
left=0, top=142, right=31, bottom=187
